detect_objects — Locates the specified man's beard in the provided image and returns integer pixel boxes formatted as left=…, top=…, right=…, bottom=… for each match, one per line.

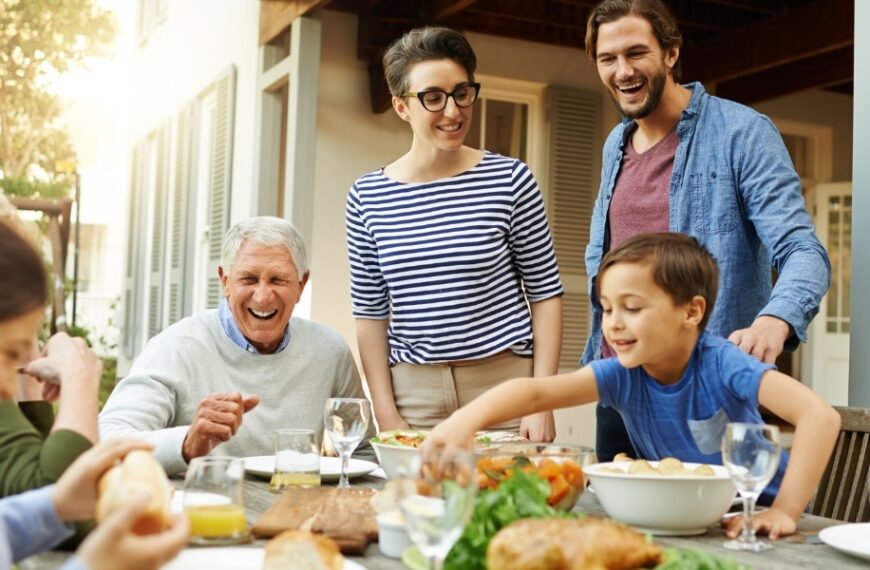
left=610, top=65, right=667, bottom=120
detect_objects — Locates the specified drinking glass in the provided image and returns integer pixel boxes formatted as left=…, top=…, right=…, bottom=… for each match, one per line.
left=270, top=428, right=321, bottom=491
left=323, top=397, right=371, bottom=488
left=182, top=456, right=250, bottom=545
left=399, top=449, right=477, bottom=570
left=721, top=422, right=781, bottom=552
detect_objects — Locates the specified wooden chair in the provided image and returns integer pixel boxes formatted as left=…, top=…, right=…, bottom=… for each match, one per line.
left=810, top=406, right=870, bottom=522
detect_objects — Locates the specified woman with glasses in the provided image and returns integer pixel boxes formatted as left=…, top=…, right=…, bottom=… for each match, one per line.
left=346, top=26, right=563, bottom=440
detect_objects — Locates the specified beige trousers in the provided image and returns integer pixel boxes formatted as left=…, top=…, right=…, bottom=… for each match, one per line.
left=390, top=351, right=533, bottom=430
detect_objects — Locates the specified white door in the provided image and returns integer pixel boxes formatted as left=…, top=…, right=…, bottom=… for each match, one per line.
left=807, top=182, right=852, bottom=405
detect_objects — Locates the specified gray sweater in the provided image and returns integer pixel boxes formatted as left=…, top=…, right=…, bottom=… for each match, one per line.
left=99, top=310, right=373, bottom=474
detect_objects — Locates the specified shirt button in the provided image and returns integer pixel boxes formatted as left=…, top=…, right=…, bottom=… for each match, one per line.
left=711, top=171, right=717, bottom=179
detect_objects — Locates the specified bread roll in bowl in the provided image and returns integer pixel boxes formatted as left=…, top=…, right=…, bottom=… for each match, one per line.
left=96, top=450, right=173, bottom=535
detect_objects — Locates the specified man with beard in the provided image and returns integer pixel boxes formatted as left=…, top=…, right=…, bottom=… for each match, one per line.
left=581, top=0, right=831, bottom=461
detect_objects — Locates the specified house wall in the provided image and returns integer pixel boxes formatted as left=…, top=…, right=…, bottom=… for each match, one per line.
left=755, top=90, right=854, bottom=182
left=850, top=0, right=869, bottom=407
left=128, top=0, right=259, bottom=224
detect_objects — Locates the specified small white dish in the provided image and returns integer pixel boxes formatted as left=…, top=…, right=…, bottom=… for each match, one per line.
left=242, top=456, right=377, bottom=482
left=377, top=510, right=411, bottom=559
left=819, top=522, right=870, bottom=561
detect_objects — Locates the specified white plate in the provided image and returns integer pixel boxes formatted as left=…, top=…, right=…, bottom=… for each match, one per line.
left=161, top=547, right=366, bottom=569
left=242, top=455, right=377, bottom=482
left=819, top=522, right=870, bottom=561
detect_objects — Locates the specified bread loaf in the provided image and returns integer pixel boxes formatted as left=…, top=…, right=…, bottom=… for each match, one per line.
left=96, top=450, right=173, bottom=535
left=263, top=530, right=344, bottom=570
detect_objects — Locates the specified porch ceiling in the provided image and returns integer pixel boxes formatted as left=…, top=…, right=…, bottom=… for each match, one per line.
left=265, top=0, right=855, bottom=112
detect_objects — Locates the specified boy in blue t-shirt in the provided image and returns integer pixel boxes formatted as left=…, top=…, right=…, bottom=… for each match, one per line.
left=425, top=232, right=841, bottom=539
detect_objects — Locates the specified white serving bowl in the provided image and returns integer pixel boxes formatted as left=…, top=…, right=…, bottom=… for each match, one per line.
left=370, top=430, right=426, bottom=479
left=585, top=461, right=737, bottom=536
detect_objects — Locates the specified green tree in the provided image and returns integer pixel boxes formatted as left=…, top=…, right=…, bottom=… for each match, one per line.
left=0, top=0, right=115, bottom=184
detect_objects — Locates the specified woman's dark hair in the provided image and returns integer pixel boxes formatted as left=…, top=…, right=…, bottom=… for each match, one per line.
left=597, top=232, right=719, bottom=330
left=382, top=26, right=477, bottom=97
left=0, top=220, right=48, bottom=322
left=585, top=0, right=683, bottom=82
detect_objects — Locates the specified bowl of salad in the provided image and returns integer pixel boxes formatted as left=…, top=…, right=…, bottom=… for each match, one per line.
left=475, top=443, right=596, bottom=511
left=371, top=430, right=532, bottom=479
left=370, top=430, right=427, bottom=479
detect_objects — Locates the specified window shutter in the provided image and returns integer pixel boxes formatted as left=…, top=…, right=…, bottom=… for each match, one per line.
left=546, top=86, right=600, bottom=369
left=122, top=144, right=145, bottom=358
left=206, top=66, right=236, bottom=308
left=147, top=124, right=170, bottom=339
left=168, top=104, right=193, bottom=324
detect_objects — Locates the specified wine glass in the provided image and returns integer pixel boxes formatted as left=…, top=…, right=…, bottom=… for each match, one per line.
left=721, top=422, right=781, bottom=552
left=323, top=397, right=371, bottom=488
left=399, top=449, right=477, bottom=570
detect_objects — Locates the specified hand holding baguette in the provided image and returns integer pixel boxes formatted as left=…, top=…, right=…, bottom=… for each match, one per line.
left=96, top=448, right=175, bottom=534
left=51, top=439, right=189, bottom=570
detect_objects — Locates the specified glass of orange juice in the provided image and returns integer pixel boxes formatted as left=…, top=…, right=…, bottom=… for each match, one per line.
left=183, top=456, right=250, bottom=545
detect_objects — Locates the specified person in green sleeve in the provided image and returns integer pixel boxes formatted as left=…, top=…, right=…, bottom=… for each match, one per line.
left=0, top=219, right=102, bottom=498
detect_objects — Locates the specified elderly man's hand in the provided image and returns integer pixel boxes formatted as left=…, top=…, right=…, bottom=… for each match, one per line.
left=728, top=315, right=791, bottom=364
left=182, top=392, right=260, bottom=462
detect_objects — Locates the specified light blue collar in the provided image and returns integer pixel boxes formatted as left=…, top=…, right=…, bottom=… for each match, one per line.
left=218, top=298, right=291, bottom=354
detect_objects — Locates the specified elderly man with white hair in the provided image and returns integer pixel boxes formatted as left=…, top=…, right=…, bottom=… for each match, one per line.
left=100, top=217, right=372, bottom=473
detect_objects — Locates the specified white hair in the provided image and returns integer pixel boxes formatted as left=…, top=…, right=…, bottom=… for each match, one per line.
left=221, top=217, right=309, bottom=278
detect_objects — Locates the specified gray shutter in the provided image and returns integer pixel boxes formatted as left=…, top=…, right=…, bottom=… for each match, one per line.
left=147, top=124, right=170, bottom=339
left=168, top=104, right=193, bottom=324
left=205, top=66, right=236, bottom=308
left=546, top=86, right=600, bottom=370
left=123, top=142, right=149, bottom=358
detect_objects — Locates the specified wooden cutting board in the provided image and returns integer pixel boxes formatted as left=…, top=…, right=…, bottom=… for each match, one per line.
left=252, top=487, right=378, bottom=554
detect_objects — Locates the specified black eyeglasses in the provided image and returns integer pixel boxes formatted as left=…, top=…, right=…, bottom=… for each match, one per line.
left=400, top=83, right=481, bottom=112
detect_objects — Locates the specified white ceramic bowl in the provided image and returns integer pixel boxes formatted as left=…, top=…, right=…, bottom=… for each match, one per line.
left=585, top=461, right=737, bottom=536
left=377, top=510, right=411, bottom=558
left=371, top=440, right=419, bottom=479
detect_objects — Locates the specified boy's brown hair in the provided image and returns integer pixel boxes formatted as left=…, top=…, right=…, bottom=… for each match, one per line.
left=597, top=232, right=719, bottom=330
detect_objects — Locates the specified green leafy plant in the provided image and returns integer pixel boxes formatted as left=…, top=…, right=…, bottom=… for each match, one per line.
left=444, top=467, right=579, bottom=570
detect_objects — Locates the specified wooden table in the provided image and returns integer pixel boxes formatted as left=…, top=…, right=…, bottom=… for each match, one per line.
left=19, top=474, right=868, bottom=569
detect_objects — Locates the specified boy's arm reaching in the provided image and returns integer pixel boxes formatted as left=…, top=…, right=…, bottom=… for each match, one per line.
left=423, top=366, right=600, bottom=453
left=723, top=370, right=841, bottom=539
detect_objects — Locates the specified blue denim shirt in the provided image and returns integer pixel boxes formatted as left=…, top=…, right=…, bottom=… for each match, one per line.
left=582, top=82, right=831, bottom=365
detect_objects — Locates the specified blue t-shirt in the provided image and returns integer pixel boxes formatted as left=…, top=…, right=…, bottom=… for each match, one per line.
left=590, top=332, right=789, bottom=505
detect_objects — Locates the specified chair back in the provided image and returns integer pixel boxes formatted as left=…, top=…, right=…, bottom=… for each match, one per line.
left=810, top=406, right=870, bottom=522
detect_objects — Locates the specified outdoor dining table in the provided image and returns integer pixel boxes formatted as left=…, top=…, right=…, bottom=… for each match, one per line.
left=18, top=472, right=868, bottom=570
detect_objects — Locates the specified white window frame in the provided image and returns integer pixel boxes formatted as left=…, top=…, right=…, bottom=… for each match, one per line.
left=474, top=74, right=548, bottom=195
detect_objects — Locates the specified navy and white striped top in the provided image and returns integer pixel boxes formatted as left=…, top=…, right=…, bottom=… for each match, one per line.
left=346, top=152, right=563, bottom=365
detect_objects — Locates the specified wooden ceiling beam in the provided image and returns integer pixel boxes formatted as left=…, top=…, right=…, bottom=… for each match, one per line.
left=682, top=0, right=853, bottom=84
left=259, top=0, right=332, bottom=45
left=433, top=0, right=479, bottom=21
left=692, top=0, right=778, bottom=16
left=714, top=46, right=853, bottom=105
left=458, top=11, right=584, bottom=50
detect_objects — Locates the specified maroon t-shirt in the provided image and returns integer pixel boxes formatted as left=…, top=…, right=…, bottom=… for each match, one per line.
left=601, top=129, right=678, bottom=358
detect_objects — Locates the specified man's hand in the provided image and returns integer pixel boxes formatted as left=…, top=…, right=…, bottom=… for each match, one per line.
left=721, top=506, right=796, bottom=540
left=53, top=439, right=154, bottom=521
left=182, top=392, right=260, bottom=462
left=520, top=411, right=556, bottom=442
left=728, top=316, right=791, bottom=364
left=77, top=493, right=189, bottom=570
